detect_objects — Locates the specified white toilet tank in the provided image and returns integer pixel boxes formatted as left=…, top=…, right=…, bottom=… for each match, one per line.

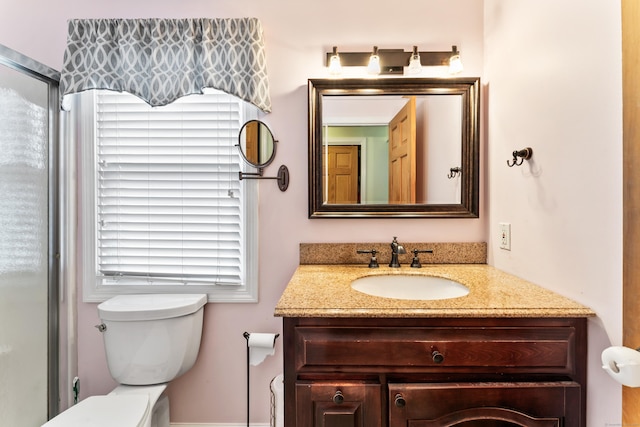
left=97, top=294, right=207, bottom=385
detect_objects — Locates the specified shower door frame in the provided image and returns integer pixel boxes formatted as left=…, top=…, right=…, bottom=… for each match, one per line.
left=0, top=43, right=60, bottom=419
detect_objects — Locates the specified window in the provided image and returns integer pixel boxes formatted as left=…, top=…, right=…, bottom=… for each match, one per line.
left=79, top=90, right=258, bottom=302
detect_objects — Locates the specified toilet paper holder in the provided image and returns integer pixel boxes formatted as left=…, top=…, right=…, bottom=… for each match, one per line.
left=243, top=332, right=280, bottom=427
left=601, top=345, right=640, bottom=387
left=603, top=346, right=640, bottom=372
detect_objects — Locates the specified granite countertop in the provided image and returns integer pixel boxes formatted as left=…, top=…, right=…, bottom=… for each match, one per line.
left=274, top=264, right=595, bottom=318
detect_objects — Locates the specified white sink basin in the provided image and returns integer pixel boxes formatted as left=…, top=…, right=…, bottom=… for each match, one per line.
left=351, top=275, right=470, bottom=301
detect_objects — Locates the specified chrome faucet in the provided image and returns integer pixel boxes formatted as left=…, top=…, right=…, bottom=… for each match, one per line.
left=389, top=236, right=406, bottom=268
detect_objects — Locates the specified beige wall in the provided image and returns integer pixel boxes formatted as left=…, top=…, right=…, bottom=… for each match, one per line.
left=0, top=0, right=624, bottom=424
left=485, top=1, right=623, bottom=425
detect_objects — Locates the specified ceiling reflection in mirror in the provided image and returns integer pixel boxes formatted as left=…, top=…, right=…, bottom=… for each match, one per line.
left=308, top=78, right=480, bottom=218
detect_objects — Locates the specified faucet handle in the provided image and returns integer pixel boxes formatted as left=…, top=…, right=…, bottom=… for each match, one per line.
left=357, top=249, right=379, bottom=268
left=410, top=249, right=434, bottom=268
left=391, top=236, right=406, bottom=254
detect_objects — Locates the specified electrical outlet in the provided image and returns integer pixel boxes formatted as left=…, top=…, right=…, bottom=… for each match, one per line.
left=499, top=223, right=511, bottom=250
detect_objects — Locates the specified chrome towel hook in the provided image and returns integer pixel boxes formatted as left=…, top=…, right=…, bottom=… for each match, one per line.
left=507, top=147, right=533, bottom=167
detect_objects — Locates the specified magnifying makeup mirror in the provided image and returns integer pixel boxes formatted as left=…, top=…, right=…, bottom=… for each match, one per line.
left=237, top=120, right=289, bottom=191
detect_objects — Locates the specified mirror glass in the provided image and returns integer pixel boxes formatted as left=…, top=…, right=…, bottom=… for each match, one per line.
left=238, top=120, right=276, bottom=168
left=308, top=78, right=480, bottom=218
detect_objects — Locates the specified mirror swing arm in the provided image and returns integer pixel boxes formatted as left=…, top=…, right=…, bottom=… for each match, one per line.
left=239, top=165, right=290, bottom=191
left=237, top=120, right=290, bottom=191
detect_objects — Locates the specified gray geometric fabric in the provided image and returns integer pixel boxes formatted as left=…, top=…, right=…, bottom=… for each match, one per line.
left=60, top=18, right=271, bottom=112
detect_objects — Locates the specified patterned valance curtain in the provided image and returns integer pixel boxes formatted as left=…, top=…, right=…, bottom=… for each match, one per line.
left=60, top=18, right=271, bottom=112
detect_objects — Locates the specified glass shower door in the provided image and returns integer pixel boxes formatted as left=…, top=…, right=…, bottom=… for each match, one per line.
left=0, top=45, right=59, bottom=426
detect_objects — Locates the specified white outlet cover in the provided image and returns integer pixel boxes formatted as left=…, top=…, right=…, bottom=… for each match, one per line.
left=500, top=223, right=511, bottom=250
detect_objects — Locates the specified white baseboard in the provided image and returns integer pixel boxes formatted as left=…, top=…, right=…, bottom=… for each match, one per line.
left=171, top=424, right=270, bottom=427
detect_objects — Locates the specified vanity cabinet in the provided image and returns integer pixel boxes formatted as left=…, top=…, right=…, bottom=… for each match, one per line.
left=283, top=317, right=587, bottom=427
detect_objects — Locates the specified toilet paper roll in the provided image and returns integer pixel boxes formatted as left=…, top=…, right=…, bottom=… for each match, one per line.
left=601, top=346, right=640, bottom=387
left=248, top=333, right=278, bottom=366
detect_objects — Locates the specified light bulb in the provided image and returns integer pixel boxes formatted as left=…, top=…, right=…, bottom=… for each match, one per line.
left=368, top=46, right=381, bottom=75
left=407, top=46, right=422, bottom=75
left=329, top=55, right=341, bottom=75
left=328, top=46, right=342, bottom=76
left=449, top=51, right=463, bottom=74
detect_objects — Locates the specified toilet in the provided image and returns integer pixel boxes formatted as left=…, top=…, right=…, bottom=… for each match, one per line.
left=43, top=293, right=207, bottom=427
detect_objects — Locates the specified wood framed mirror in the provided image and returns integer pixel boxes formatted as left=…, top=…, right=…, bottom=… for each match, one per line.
left=308, top=77, right=480, bottom=218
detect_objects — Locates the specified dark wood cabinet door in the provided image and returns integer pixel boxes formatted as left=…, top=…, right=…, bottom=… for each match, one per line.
left=389, top=382, right=581, bottom=427
left=295, top=381, right=382, bottom=427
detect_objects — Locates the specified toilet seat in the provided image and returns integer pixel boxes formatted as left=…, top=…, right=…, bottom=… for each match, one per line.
left=42, top=394, right=150, bottom=427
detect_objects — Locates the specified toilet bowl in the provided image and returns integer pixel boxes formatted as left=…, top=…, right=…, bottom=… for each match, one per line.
left=42, top=294, right=207, bottom=427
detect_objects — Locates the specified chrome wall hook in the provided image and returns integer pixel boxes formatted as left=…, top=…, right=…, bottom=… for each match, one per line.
left=447, top=167, right=462, bottom=179
left=507, top=147, right=533, bottom=167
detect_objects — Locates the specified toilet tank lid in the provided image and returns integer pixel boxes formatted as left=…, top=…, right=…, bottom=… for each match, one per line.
left=98, top=294, right=207, bottom=321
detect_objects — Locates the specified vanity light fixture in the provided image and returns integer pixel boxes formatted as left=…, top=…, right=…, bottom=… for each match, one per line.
left=325, top=45, right=463, bottom=75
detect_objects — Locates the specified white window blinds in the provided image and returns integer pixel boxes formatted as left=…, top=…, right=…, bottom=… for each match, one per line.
left=95, top=90, right=246, bottom=286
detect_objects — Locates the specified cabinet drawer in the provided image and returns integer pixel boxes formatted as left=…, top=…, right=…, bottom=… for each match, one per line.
left=294, top=326, right=576, bottom=374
